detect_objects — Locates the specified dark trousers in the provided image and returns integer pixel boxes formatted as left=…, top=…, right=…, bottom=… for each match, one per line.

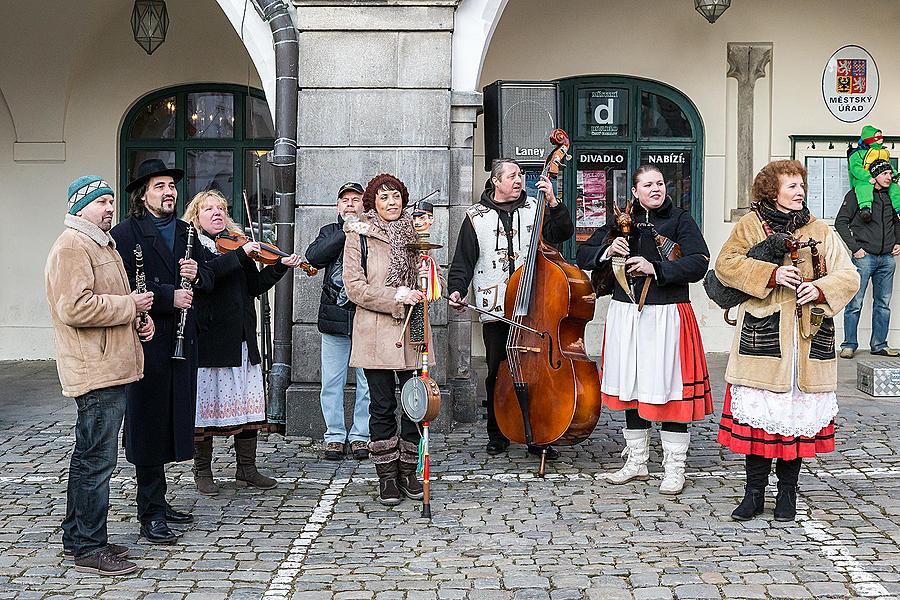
left=625, top=409, right=688, bottom=433
left=61, top=385, right=126, bottom=559
left=745, top=454, right=802, bottom=488
left=136, top=464, right=167, bottom=524
left=363, top=369, right=419, bottom=444
left=482, top=321, right=510, bottom=443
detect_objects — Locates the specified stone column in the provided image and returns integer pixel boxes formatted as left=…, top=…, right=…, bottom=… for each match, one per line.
left=727, top=42, right=772, bottom=221
left=285, top=0, right=460, bottom=437
left=447, top=91, right=482, bottom=423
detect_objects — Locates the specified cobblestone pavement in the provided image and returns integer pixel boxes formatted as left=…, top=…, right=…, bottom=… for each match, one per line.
left=0, top=354, right=898, bottom=599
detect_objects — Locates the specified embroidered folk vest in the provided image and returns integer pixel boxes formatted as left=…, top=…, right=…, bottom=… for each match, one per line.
left=467, top=197, right=539, bottom=322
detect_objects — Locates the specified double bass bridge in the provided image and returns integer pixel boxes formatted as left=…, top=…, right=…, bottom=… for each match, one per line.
left=509, top=345, right=541, bottom=354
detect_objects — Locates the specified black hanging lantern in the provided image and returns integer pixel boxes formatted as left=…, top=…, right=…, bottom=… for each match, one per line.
left=131, top=0, right=169, bottom=55
left=694, top=0, right=731, bottom=24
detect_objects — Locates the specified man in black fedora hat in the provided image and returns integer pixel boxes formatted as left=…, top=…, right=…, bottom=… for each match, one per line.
left=111, top=158, right=215, bottom=544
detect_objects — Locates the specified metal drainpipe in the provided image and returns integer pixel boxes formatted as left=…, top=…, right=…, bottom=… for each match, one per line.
left=252, top=0, right=298, bottom=427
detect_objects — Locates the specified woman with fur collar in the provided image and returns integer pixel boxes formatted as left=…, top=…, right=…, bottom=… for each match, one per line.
left=715, top=160, right=859, bottom=522
left=342, top=173, right=435, bottom=506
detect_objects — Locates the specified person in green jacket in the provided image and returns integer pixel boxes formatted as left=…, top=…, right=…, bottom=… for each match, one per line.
left=848, top=125, right=900, bottom=222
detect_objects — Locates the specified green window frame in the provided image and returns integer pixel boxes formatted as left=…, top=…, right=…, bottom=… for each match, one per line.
left=557, top=75, right=705, bottom=257
left=119, top=84, right=275, bottom=226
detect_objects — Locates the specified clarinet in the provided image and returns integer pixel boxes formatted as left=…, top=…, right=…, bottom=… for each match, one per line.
left=172, top=224, right=195, bottom=360
left=133, top=244, right=149, bottom=337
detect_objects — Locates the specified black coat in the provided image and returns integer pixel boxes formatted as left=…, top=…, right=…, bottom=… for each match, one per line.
left=576, top=198, right=709, bottom=305
left=111, top=216, right=214, bottom=466
left=306, top=217, right=356, bottom=336
left=834, top=188, right=900, bottom=255
left=194, top=238, right=288, bottom=367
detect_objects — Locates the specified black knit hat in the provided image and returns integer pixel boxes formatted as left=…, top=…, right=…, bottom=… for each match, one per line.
left=869, top=158, right=894, bottom=178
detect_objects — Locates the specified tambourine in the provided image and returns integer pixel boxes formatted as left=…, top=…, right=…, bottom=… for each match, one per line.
left=400, top=375, right=441, bottom=422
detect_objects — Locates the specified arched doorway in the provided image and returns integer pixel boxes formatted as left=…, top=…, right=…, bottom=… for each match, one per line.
left=557, top=75, right=704, bottom=254
left=119, top=84, right=275, bottom=226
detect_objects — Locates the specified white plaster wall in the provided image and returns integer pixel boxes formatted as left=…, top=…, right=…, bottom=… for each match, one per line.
left=0, top=0, right=263, bottom=359
left=470, top=0, right=900, bottom=354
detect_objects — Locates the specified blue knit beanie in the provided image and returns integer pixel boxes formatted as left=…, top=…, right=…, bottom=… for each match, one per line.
left=67, top=176, right=114, bottom=215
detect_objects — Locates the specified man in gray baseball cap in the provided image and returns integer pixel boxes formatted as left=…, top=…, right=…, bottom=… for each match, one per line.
left=306, top=182, right=371, bottom=461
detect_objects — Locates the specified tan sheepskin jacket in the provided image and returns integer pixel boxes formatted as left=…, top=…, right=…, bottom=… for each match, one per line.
left=716, top=212, right=859, bottom=393
left=342, top=214, right=438, bottom=371
left=45, top=215, right=143, bottom=397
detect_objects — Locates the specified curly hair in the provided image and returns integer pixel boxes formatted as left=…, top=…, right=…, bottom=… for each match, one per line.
left=752, top=160, right=808, bottom=204
left=362, top=173, right=409, bottom=212
left=128, top=183, right=148, bottom=219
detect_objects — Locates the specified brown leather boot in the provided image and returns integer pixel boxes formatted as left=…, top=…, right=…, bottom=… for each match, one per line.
left=234, top=435, right=277, bottom=489
left=398, top=438, right=423, bottom=500
left=370, top=437, right=401, bottom=506
left=193, top=437, right=219, bottom=496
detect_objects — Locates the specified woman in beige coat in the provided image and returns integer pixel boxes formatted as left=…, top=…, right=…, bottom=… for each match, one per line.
left=715, top=160, right=859, bottom=522
left=343, top=173, right=430, bottom=506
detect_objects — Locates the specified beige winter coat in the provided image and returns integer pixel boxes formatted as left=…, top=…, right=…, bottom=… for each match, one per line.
left=716, top=212, right=859, bottom=393
left=342, top=215, right=435, bottom=371
left=45, top=215, right=143, bottom=397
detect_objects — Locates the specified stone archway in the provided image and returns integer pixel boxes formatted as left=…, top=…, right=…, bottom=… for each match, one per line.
left=215, top=0, right=277, bottom=118
left=451, top=0, right=508, bottom=93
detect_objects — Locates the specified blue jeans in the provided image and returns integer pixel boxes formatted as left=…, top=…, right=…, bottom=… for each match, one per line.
left=61, top=385, right=126, bottom=559
left=843, top=253, right=896, bottom=352
left=319, top=333, right=370, bottom=444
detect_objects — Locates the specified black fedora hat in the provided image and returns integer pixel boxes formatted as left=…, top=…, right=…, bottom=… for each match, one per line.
left=126, top=158, right=185, bottom=193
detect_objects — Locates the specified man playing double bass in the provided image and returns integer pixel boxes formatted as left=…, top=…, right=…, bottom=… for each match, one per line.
left=448, top=158, right=574, bottom=457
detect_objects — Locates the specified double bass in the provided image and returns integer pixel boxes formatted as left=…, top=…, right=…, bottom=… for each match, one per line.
left=494, top=129, right=602, bottom=475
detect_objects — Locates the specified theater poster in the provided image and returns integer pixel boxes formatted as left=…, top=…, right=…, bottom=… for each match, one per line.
left=575, top=150, right=628, bottom=241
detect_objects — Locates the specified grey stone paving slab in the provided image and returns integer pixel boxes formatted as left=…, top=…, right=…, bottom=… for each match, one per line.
left=0, top=355, right=898, bottom=598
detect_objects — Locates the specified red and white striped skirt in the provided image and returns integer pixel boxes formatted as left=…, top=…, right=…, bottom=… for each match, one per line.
left=600, top=301, right=713, bottom=423
left=718, top=384, right=835, bottom=459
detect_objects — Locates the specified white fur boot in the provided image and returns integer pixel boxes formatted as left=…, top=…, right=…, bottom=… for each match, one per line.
left=605, top=428, right=651, bottom=484
left=659, top=430, right=690, bottom=495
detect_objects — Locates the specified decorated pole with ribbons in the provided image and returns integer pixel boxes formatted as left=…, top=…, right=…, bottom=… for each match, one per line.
left=399, top=196, right=442, bottom=520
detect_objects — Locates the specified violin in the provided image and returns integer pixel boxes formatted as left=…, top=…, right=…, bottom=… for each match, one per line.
left=214, top=231, right=318, bottom=276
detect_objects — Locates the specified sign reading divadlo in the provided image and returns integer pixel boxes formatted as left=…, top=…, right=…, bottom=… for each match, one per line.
left=822, top=45, right=879, bottom=123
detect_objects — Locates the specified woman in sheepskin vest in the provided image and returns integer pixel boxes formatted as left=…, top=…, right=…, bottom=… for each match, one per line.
left=715, top=160, right=859, bottom=522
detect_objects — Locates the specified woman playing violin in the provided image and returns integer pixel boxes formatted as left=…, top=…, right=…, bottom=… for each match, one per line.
left=182, top=189, right=303, bottom=495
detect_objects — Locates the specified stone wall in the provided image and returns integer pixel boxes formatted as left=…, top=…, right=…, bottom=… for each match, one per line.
left=285, top=0, right=478, bottom=437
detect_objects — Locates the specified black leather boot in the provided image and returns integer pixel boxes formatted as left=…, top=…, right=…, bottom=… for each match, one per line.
left=731, top=486, right=766, bottom=521
left=774, top=457, right=801, bottom=521
left=774, top=483, right=798, bottom=521
left=733, top=455, right=771, bottom=521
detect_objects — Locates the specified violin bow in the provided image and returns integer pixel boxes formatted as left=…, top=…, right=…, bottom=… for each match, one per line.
left=241, top=190, right=258, bottom=243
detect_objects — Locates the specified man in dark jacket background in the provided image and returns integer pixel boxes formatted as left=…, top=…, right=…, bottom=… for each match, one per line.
left=834, top=158, right=900, bottom=358
left=306, top=182, right=371, bottom=461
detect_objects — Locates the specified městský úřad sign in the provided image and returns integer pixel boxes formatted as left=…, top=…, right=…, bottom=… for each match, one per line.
left=822, top=44, right=879, bottom=123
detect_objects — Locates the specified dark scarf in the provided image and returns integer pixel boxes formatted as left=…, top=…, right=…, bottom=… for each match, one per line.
left=752, top=200, right=810, bottom=234
left=364, top=209, right=417, bottom=288
left=150, top=212, right=176, bottom=251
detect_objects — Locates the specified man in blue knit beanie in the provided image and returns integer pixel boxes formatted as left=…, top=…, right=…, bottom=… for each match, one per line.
left=48, top=176, right=155, bottom=575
